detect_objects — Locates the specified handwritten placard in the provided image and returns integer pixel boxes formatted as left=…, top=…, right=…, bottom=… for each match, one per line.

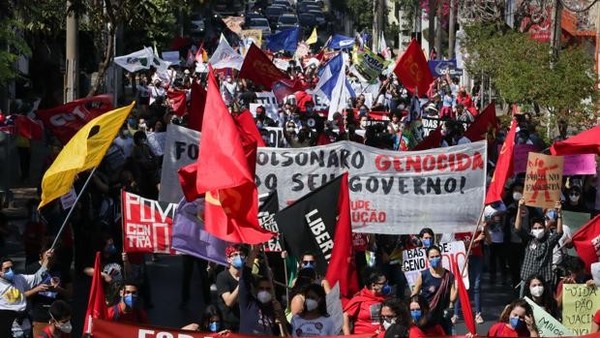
left=523, top=153, right=564, bottom=209
left=562, top=284, right=600, bottom=335
left=525, top=297, right=573, bottom=336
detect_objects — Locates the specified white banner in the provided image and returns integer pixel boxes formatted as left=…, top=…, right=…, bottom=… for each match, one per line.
left=159, top=124, right=201, bottom=203
left=256, top=141, right=487, bottom=234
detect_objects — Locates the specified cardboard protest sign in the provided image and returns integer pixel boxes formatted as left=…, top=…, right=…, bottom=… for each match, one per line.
left=402, top=241, right=469, bottom=291
left=562, top=284, right=600, bottom=335
left=525, top=296, right=573, bottom=336
left=121, top=191, right=178, bottom=254
left=523, top=153, right=563, bottom=209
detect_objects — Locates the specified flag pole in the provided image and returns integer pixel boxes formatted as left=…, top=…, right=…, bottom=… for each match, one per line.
left=261, top=249, right=289, bottom=337
left=460, top=205, right=486, bottom=275
left=50, top=167, right=98, bottom=250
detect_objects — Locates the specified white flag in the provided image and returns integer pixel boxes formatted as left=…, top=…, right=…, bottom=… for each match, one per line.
left=114, top=48, right=155, bottom=73
left=209, top=34, right=244, bottom=70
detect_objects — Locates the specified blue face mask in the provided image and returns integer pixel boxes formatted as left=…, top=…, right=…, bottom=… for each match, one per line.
left=509, top=317, right=523, bottom=330
left=381, top=284, right=392, bottom=296
left=105, top=244, right=117, bottom=255
left=124, top=294, right=136, bottom=308
left=232, top=256, right=244, bottom=270
left=3, top=269, right=14, bottom=282
left=411, top=310, right=422, bottom=322
left=422, top=238, right=432, bottom=248
left=209, top=321, right=220, bottom=332
left=429, top=257, right=442, bottom=268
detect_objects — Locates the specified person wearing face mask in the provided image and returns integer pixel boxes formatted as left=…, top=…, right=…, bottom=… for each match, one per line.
left=407, top=295, right=445, bottom=338
left=523, top=275, right=559, bottom=319
left=505, top=180, right=531, bottom=291
left=291, top=284, right=336, bottom=336
left=417, top=228, right=435, bottom=249
left=107, top=281, right=147, bottom=323
left=488, top=299, right=538, bottom=337
left=343, top=270, right=391, bottom=335
left=515, top=199, right=563, bottom=298
left=411, top=246, right=457, bottom=335
left=288, top=268, right=318, bottom=320
left=182, top=305, right=229, bottom=335
left=555, top=257, right=594, bottom=309
left=36, top=300, right=72, bottom=338
left=239, top=246, right=288, bottom=336
left=216, top=244, right=247, bottom=332
left=563, top=185, right=588, bottom=212
left=377, top=299, right=410, bottom=338
left=0, top=250, right=53, bottom=337
left=484, top=202, right=508, bottom=286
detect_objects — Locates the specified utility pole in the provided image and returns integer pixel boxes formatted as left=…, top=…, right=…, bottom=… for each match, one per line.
left=550, top=0, right=562, bottom=60
left=373, top=0, right=384, bottom=51
left=65, top=0, right=79, bottom=103
left=448, top=0, right=456, bottom=59
left=428, top=0, right=436, bottom=55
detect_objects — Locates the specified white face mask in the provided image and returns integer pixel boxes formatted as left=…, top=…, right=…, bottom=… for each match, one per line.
left=305, top=299, right=319, bottom=312
left=257, top=290, right=272, bottom=304
left=513, top=192, right=523, bottom=201
left=531, top=228, right=545, bottom=239
left=569, top=194, right=580, bottom=203
left=382, top=319, right=395, bottom=330
left=530, top=285, right=544, bottom=298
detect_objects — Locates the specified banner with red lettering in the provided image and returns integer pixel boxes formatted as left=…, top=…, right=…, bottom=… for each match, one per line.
left=92, top=318, right=375, bottom=338
left=258, top=140, right=487, bottom=235
left=122, top=191, right=178, bottom=254
left=36, top=95, right=114, bottom=144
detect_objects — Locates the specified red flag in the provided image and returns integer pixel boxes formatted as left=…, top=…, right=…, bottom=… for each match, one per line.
left=550, top=125, right=600, bottom=156
left=14, top=115, right=43, bottom=140
left=238, top=43, right=288, bottom=90
left=393, top=39, right=434, bottom=96
left=167, top=90, right=187, bottom=117
left=451, top=257, right=476, bottom=335
left=572, top=214, right=600, bottom=271
left=83, top=252, right=108, bottom=334
left=36, top=95, right=113, bottom=144
left=178, top=163, right=200, bottom=202
left=188, top=81, right=206, bottom=131
left=195, top=42, right=205, bottom=63
left=325, top=172, right=359, bottom=300
left=464, top=102, right=498, bottom=142
left=192, top=65, right=273, bottom=244
left=234, top=110, right=266, bottom=148
left=413, top=126, right=442, bottom=151
left=485, top=120, right=517, bottom=204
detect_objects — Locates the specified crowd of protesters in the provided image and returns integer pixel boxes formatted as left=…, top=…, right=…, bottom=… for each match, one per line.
left=0, top=32, right=599, bottom=338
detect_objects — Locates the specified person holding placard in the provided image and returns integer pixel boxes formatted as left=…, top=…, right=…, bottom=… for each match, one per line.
left=515, top=199, right=563, bottom=297
left=522, top=275, right=559, bottom=320
left=488, top=299, right=539, bottom=337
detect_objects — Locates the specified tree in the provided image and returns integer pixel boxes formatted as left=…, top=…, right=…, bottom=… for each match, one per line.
left=0, top=20, right=32, bottom=84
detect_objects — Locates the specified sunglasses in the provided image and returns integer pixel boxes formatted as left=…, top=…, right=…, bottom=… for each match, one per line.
left=302, top=260, right=315, bottom=265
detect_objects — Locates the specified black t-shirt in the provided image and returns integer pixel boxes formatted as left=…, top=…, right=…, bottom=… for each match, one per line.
left=216, top=269, right=240, bottom=331
left=25, top=262, right=72, bottom=322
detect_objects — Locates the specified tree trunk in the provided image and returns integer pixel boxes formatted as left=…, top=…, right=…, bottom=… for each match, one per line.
left=88, top=26, right=114, bottom=97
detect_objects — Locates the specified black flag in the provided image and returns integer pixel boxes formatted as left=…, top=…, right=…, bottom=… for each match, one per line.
left=258, top=190, right=280, bottom=252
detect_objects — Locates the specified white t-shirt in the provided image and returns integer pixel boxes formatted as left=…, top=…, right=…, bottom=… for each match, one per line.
left=291, top=314, right=338, bottom=337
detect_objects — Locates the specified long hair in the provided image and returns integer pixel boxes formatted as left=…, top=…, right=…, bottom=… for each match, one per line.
left=523, top=275, right=558, bottom=317
left=302, top=283, right=329, bottom=317
left=201, top=305, right=222, bottom=330
left=408, top=295, right=431, bottom=329
left=380, top=299, right=410, bottom=328
left=498, top=298, right=536, bottom=331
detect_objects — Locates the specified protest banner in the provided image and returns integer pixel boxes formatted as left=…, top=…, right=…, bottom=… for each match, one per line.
left=402, top=241, right=469, bottom=291
left=562, top=284, right=600, bottom=335
left=241, top=29, right=263, bottom=47
left=421, top=117, right=469, bottom=137
left=428, top=59, right=463, bottom=77
left=254, top=91, right=281, bottom=122
left=514, top=145, right=595, bottom=175
left=121, top=191, right=178, bottom=254
left=158, top=124, right=201, bottom=203
left=525, top=296, right=573, bottom=337
left=258, top=191, right=281, bottom=252
left=523, top=153, right=564, bottom=209
left=351, top=48, right=386, bottom=82
left=258, top=140, right=487, bottom=234
left=92, top=318, right=375, bottom=338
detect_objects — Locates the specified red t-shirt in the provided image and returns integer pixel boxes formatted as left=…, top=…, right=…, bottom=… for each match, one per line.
left=593, top=309, right=600, bottom=324
left=37, top=325, right=71, bottom=338
left=408, top=324, right=445, bottom=338
left=343, top=288, right=385, bottom=334
left=108, top=304, right=148, bottom=324
left=353, top=233, right=369, bottom=252
left=488, top=322, right=530, bottom=337
left=454, top=232, right=483, bottom=257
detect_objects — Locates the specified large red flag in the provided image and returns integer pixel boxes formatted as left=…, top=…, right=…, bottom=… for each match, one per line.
left=485, top=120, right=517, bottom=204
left=239, top=43, right=288, bottom=90
left=193, top=66, right=273, bottom=244
left=572, top=214, right=600, bottom=271
left=464, top=102, right=498, bottom=142
left=413, top=126, right=443, bottom=151
left=167, top=90, right=187, bottom=117
left=234, top=110, right=266, bottom=148
left=83, top=252, right=108, bottom=334
left=325, top=173, right=360, bottom=300
left=14, top=115, right=44, bottom=140
left=550, top=125, right=600, bottom=156
left=393, top=39, right=434, bottom=96
left=451, top=257, right=476, bottom=335
left=188, top=81, right=206, bottom=131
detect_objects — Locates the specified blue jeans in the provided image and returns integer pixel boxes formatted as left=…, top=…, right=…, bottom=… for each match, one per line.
left=454, top=255, right=483, bottom=315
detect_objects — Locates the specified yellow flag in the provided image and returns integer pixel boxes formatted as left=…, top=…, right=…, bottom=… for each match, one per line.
left=39, top=103, right=134, bottom=208
left=306, top=28, right=318, bottom=45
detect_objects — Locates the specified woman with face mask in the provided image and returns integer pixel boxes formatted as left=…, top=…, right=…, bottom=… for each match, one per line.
left=407, top=295, right=445, bottom=338
left=36, top=300, right=72, bottom=338
left=291, top=284, right=336, bottom=336
left=488, top=299, right=538, bottom=337
left=410, top=246, right=457, bottom=335
left=287, top=268, right=318, bottom=321
left=377, top=299, right=410, bottom=338
left=343, top=270, right=391, bottom=335
left=523, top=276, right=559, bottom=320
left=182, top=305, right=228, bottom=335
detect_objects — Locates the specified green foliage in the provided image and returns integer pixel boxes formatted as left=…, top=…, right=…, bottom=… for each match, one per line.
left=462, top=23, right=598, bottom=127
left=0, top=20, right=32, bottom=84
left=346, top=0, right=374, bottom=31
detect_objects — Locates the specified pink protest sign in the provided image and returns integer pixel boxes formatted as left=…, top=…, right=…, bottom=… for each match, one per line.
left=514, top=145, right=596, bottom=176
left=513, top=144, right=538, bottom=174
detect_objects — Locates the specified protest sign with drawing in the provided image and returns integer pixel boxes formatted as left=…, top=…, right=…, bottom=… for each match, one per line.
left=523, top=153, right=563, bottom=209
